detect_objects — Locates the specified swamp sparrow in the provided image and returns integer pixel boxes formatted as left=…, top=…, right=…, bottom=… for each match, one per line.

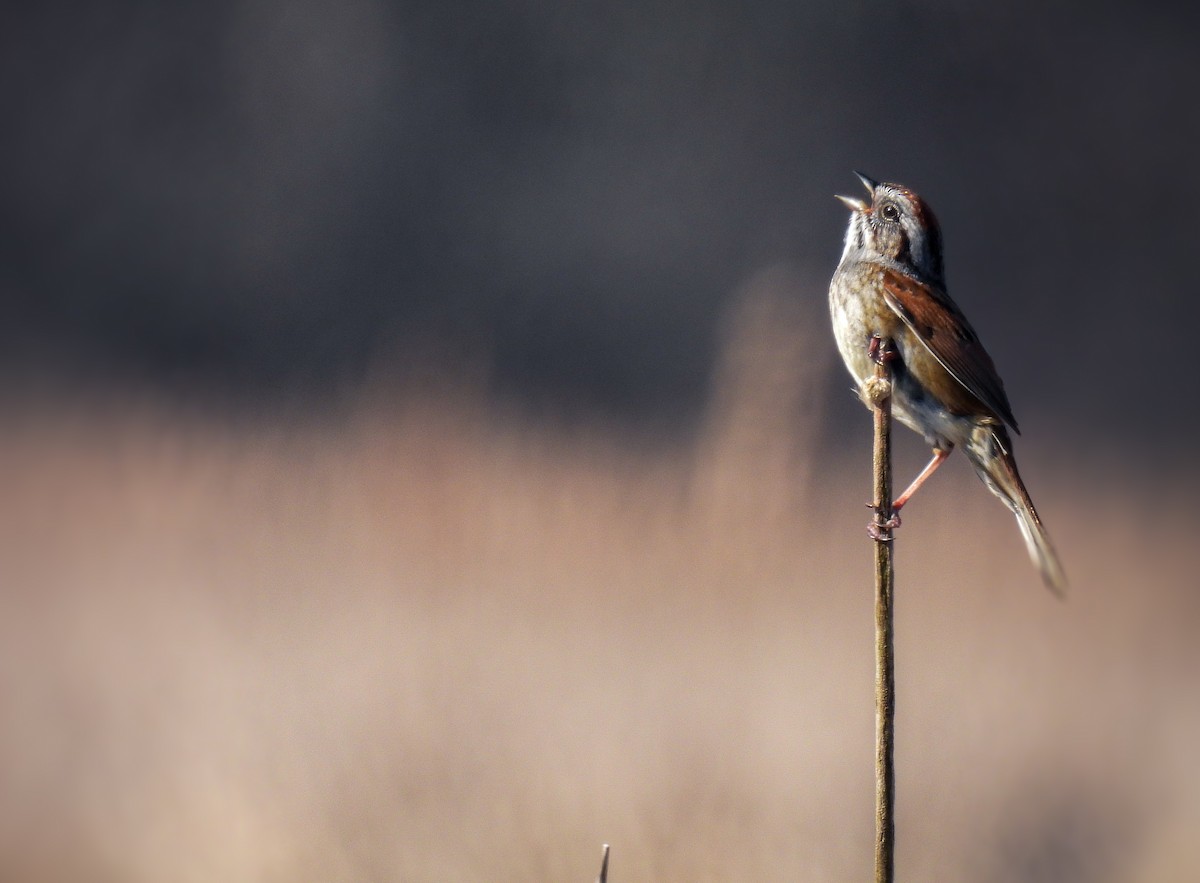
left=828, top=173, right=1065, bottom=594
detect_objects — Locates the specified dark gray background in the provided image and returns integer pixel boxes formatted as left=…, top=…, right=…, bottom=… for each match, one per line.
left=4, top=1, right=1197, bottom=451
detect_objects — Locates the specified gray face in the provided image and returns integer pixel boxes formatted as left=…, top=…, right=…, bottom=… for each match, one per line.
left=840, top=183, right=945, bottom=287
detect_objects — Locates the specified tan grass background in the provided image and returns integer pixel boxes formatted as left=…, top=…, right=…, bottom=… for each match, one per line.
left=1, top=268, right=1197, bottom=881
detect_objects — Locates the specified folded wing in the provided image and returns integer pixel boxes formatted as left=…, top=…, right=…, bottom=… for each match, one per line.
left=878, top=266, right=1019, bottom=432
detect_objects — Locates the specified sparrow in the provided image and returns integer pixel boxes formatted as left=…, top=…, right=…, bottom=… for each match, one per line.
left=828, top=172, right=1066, bottom=594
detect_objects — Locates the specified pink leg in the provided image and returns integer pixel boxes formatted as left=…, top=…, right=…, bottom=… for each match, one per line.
left=892, top=449, right=950, bottom=512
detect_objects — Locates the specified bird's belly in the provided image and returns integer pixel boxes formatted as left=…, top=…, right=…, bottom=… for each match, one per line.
left=890, top=384, right=968, bottom=451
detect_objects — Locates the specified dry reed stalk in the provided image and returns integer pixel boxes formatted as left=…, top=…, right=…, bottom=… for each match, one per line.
left=865, top=339, right=896, bottom=883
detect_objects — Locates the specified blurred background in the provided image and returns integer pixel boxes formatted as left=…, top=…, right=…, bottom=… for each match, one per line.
left=2, top=1, right=1198, bottom=880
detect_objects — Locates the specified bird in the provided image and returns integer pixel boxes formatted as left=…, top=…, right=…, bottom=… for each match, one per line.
left=828, top=172, right=1066, bottom=594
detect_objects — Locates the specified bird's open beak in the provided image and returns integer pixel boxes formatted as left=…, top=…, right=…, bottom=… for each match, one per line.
left=835, top=194, right=868, bottom=212
left=854, top=170, right=879, bottom=195
left=836, top=171, right=878, bottom=212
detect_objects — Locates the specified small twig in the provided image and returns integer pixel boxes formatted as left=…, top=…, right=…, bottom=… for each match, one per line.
left=866, top=338, right=896, bottom=883
left=595, top=843, right=610, bottom=883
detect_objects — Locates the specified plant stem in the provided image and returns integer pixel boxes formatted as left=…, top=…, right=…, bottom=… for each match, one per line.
left=869, top=343, right=896, bottom=883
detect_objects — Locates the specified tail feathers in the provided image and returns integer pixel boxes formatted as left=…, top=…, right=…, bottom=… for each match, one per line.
left=1012, top=499, right=1067, bottom=597
left=968, top=426, right=1067, bottom=597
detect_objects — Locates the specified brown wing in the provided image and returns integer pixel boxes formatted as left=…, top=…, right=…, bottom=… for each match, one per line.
left=879, top=266, right=1020, bottom=432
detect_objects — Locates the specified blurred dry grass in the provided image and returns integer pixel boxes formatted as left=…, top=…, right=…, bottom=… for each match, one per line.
left=1, top=269, right=1198, bottom=881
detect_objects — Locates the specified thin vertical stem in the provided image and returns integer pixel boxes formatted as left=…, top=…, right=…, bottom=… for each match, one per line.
left=595, top=844, right=610, bottom=883
left=869, top=342, right=896, bottom=883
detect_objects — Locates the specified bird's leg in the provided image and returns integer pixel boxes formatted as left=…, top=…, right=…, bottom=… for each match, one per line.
left=867, top=334, right=897, bottom=365
left=892, top=448, right=950, bottom=512
left=867, top=449, right=948, bottom=533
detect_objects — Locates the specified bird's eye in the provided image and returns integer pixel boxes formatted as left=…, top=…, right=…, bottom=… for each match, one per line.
left=880, top=202, right=901, bottom=221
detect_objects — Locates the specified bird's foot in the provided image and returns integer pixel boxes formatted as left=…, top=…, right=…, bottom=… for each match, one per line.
left=865, top=502, right=901, bottom=540
left=867, top=519, right=899, bottom=541
left=868, top=334, right=897, bottom=365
